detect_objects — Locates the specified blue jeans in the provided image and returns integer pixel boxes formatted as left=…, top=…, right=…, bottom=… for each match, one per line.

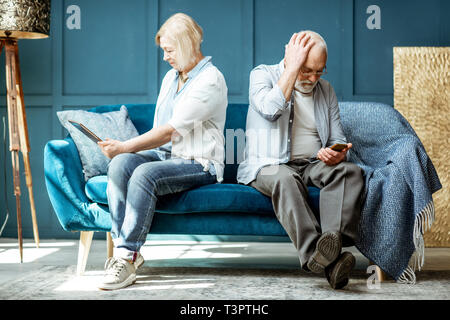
left=106, top=149, right=217, bottom=259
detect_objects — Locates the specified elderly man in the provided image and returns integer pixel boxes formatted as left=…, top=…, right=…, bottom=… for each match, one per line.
left=237, top=31, right=364, bottom=289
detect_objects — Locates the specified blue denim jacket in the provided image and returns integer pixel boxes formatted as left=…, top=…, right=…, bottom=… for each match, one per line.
left=237, top=60, right=348, bottom=185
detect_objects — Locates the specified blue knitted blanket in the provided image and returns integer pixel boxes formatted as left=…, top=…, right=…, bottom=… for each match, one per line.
left=339, top=102, right=442, bottom=284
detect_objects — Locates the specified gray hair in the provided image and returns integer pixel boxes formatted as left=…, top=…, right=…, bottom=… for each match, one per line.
left=300, top=30, right=328, bottom=55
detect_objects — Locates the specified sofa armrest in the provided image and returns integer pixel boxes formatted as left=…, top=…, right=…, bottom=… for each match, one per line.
left=44, top=137, right=111, bottom=232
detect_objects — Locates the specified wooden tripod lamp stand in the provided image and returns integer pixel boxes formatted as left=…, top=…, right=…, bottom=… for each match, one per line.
left=0, top=0, right=51, bottom=262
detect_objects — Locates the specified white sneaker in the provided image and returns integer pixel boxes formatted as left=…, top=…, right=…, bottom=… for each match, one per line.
left=104, top=252, right=144, bottom=270
left=98, top=257, right=136, bottom=290
left=134, top=252, right=144, bottom=269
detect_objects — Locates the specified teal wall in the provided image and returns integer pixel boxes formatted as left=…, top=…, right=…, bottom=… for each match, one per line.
left=0, top=0, right=449, bottom=239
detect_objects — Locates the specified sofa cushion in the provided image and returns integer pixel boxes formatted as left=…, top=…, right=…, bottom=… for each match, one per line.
left=85, top=175, right=320, bottom=215
left=57, top=105, right=139, bottom=181
left=89, top=104, right=156, bottom=135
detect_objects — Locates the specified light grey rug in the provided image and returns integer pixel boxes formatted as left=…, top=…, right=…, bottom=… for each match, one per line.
left=1, top=265, right=449, bottom=300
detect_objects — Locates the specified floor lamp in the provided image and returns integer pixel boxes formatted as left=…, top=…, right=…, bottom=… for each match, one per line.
left=0, top=0, right=51, bottom=262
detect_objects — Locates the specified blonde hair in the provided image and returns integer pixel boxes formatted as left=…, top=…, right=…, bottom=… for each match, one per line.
left=155, top=13, right=203, bottom=71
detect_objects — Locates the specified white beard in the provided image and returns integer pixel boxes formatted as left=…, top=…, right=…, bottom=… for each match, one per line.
left=295, top=80, right=317, bottom=94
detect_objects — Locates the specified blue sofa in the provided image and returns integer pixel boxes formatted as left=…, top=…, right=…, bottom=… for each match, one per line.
left=44, top=103, right=325, bottom=274
left=47, top=102, right=400, bottom=277
left=45, top=100, right=443, bottom=284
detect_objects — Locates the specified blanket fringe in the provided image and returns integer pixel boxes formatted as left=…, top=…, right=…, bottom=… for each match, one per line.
left=397, top=200, right=435, bottom=284
left=397, top=266, right=416, bottom=284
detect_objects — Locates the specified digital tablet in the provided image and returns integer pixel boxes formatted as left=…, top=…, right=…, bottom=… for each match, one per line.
left=68, top=120, right=103, bottom=143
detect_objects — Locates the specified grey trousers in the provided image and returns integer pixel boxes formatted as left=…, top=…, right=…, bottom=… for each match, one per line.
left=250, top=159, right=364, bottom=269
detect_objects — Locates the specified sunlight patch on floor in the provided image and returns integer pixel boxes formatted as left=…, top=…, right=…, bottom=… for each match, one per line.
left=132, top=275, right=216, bottom=291
left=140, top=243, right=247, bottom=260
left=0, top=241, right=76, bottom=264
left=0, top=241, right=76, bottom=248
left=132, top=282, right=215, bottom=290
left=53, top=271, right=216, bottom=292
left=53, top=271, right=104, bottom=292
left=0, top=247, right=60, bottom=263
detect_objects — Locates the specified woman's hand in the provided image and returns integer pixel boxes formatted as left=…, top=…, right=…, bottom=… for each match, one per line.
left=97, top=138, right=127, bottom=159
left=317, top=143, right=352, bottom=166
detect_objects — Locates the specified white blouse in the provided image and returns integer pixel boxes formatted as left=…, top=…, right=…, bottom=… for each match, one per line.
left=159, top=57, right=228, bottom=182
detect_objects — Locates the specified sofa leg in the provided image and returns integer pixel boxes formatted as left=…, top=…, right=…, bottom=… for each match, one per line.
left=375, top=265, right=387, bottom=282
left=369, top=260, right=387, bottom=282
left=77, top=231, right=94, bottom=276
left=107, top=232, right=114, bottom=259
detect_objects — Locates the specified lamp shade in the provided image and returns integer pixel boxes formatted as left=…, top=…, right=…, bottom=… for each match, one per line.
left=0, top=0, right=51, bottom=39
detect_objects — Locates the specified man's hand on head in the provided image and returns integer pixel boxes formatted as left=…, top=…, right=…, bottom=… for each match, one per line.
left=277, top=32, right=316, bottom=100
left=284, top=32, right=315, bottom=74
left=317, top=143, right=352, bottom=166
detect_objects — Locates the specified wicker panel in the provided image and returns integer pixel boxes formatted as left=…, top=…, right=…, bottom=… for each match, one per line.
left=393, top=47, right=450, bottom=247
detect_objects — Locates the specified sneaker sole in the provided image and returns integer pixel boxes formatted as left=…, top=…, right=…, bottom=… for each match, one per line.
left=328, top=252, right=355, bottom=290
left=98, top=273, right=137, bottom=291
left=307, top=232, right=342, bottom=274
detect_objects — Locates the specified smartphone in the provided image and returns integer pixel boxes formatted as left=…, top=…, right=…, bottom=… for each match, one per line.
left=330, top=143, right=348, bottom=152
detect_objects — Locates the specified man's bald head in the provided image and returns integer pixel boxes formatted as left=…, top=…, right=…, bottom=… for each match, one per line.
left=292, top=30, right=328, bottom=93
left=300, top=30, right=328, bottom=61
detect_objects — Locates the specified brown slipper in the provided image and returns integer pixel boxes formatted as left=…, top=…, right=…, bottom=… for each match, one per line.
left=307, top=231, right=342, bottom=274
left=325, top=251, right=355, bottom=289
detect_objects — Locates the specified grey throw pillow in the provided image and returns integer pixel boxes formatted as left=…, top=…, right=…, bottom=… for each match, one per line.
left=57, top=105, right=139, bottom=181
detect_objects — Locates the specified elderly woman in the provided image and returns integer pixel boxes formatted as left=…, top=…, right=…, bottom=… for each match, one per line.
left=97, top=13, right=228, bottom=290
